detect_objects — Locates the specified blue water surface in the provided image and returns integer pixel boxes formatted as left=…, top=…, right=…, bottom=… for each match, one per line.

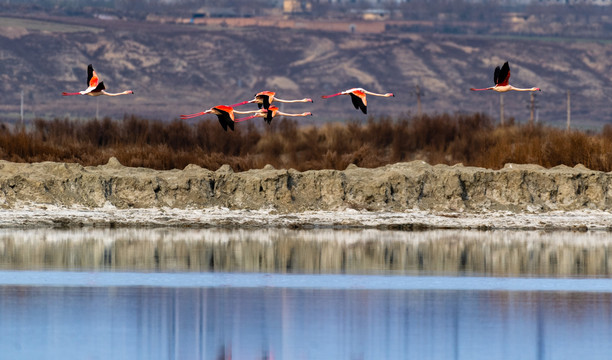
left=1, top=271, right=611, bottom=360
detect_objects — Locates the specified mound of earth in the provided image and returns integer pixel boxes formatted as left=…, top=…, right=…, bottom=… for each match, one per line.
left=0, top=158, right=609, bottom=214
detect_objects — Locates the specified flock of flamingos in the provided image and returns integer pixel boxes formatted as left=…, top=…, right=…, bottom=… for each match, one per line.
left=62, top=62, right=541, bottom=131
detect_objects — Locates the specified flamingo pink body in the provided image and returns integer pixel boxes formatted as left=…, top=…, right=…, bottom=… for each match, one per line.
left=470, top=62, right=540, bottom=92
left=235, top=105, right=312, bottom=124
left=231, top=90, right=313, bottom=110
left=321, top=87, right=394, bottom=114
left=62, top=64, right=134, bottom=97
left=180, top=105, right=259, bottom=131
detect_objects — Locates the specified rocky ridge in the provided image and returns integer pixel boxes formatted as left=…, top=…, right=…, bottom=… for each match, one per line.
left=0, top=158, right=610, bottom=214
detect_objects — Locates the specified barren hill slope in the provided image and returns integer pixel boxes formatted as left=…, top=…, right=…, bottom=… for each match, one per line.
left=1, top=15, right=612, bottom=127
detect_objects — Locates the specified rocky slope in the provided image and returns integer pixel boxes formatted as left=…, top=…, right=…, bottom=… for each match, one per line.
left=0, top=157, right=610, bottom=214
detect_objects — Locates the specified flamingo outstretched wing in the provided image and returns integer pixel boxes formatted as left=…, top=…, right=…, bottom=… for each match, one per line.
left=349, top=91, right=367, bottom=114
left=87, top=64, right=99, bottom=88
left=217, top=113, right=234, bottom=131
left=495, top=62, right=511, bottom=86
left=255, top=91, right=274, bottom=109
left=213, top=106, right=235, bottom=131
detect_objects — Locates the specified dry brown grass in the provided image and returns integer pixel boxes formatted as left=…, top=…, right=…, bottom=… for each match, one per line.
left=2, top=114, right=612, bottom=171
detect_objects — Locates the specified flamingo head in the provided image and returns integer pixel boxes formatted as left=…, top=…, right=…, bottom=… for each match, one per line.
left=385, top=93, right=394, bottom=97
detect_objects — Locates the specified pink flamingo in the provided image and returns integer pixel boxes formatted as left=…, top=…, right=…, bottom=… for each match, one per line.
left=470, top=62, right=541, bottom=92
left=320, top=87, right=394, bottom=114
left=180, top=105, right=259, bottom=131
left=231, top=91, right=312, bottom=110
left=236, top=105, right=312, bottom=124
left=62, top=64, right=134, bottom=97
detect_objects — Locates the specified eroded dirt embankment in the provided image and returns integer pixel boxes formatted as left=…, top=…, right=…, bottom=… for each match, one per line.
left=0, top=157, right=609, bottom=213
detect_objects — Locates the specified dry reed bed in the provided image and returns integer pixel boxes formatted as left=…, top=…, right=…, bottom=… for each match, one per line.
left=0, top=113, right=611, bottom=171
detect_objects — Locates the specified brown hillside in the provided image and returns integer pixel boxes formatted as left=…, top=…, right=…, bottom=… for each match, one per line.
left=1, top=14, right=612, bottom=127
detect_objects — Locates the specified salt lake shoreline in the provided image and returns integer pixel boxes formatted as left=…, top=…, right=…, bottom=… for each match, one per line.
left=1, top=158, right=611, bottom=230
left=1, top=206, right=611, bottom=231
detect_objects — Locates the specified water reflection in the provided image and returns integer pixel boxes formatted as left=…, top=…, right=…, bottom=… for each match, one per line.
left=1, top=284, right=611, bottom=360
left=1, top=228, right=612, bottom=276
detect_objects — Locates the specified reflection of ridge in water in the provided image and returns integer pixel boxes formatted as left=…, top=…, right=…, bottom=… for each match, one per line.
left=1, top=228, right=612, bottom=276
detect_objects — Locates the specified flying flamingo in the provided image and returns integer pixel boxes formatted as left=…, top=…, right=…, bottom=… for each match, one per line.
left=62, top=64, right=134, bottom=97
left=231, top=91, right=313, bottom=110
left=235, top=106, right=312, bottom=124
left=320, top=88, right=394, bottom=114
left=180, top=105, right=259, bottom=131
left=470, top=62, right=541, bottom=92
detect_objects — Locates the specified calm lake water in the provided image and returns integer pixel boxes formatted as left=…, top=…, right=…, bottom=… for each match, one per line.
left=1, top=228, right=612, bottom=359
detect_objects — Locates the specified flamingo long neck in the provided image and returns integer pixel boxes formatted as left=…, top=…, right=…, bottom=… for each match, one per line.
left=102, top=90, right=133, bottom=96
left=509, top=86, right=540, bottom=92
left=233, top=109, right=261, bottom=115
left=279, top=112, right=312, bottom=117
left=362, top=90, right=393, bottom=97
left=275, top=98, right=313, bottom=103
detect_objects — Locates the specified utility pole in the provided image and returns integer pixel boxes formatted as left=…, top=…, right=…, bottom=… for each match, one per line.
left=499, top=93, right=504, bottom=125
left=529, top=92, right=535, bottom=125
left=20, top=90, right=24, bottom=127
left=527, top=92, right=539, bottom=125
left=566, top=90, right=571, bottom=131
left=414, top=83, right=423, bottom=118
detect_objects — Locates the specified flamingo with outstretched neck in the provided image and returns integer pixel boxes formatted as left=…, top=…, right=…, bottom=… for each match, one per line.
left=62, top=64, right=134, bottom=97
left=470, top=62, right=541, bottom=92
left=235, top=106, right=312, bottom=124
left=320, top=88, right=394, bottom=114
left=180, top=105, right=259, bottom=131
left=231, top=91, right=312, bottom=110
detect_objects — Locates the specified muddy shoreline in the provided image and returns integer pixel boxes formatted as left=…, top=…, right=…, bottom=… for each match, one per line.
left=1, top=158, right=611, bottom=229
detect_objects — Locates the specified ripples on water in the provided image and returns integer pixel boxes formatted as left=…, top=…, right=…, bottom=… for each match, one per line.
left=1, top=228, right=612, bottom=359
